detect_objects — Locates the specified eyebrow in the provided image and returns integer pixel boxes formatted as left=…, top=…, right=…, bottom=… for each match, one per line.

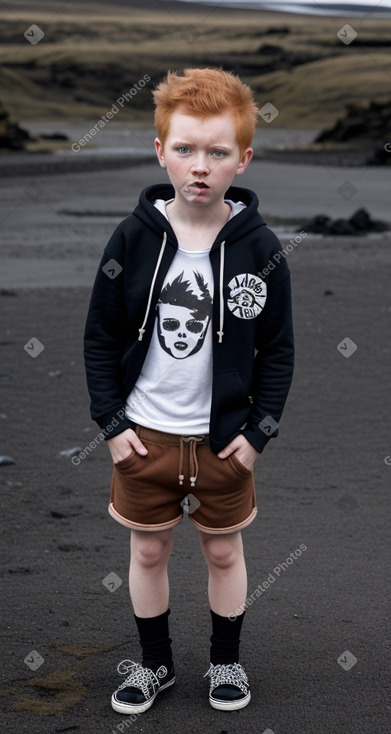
left=171, top=140, right=233, bottom=150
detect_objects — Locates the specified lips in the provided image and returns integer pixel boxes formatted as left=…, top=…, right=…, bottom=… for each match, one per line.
left=192, top=182, right=209, bottom=188
left=174, top=341, right=187, bottom=350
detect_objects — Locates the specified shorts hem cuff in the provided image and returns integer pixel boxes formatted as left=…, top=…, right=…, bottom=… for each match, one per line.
left=108, top=503, right=183, bottom=531
left=190, top=507, right=258, bottom=534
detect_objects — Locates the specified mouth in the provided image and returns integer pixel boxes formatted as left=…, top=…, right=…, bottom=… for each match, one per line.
left=174, top=341, right=187, bottom=350
left=190, top=181, right=209, bottom=189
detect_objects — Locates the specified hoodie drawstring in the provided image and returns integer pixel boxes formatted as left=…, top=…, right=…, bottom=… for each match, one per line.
left=217, top=241, right=225, bottom=343
left=138, top=231, right=167, bottom=341
left=138, top=232, right=225, bottom=345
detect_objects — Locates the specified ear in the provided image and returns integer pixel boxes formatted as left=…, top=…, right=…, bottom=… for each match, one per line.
left=236, top=147, right=253, bottom=176
left=154, top=137, right=166, bottom=168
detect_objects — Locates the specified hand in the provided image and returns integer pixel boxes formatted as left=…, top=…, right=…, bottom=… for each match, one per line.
left=107, top=428, right=147, bottom=464
left=218, top=434, right=259, bottom=471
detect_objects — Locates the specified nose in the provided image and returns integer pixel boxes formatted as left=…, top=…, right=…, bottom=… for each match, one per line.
left=191, top=152, right=209, bottom=176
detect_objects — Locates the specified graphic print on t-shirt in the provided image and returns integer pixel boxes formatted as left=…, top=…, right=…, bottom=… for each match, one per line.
left=227, top=273, right=267, bottom=319
left=157, top=270, right=213, bottom=359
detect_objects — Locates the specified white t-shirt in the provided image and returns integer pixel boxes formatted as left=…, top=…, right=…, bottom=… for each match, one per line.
left=125, top=199, right=245, bottom=434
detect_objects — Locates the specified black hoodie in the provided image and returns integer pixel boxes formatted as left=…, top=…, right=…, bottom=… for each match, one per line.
left=84, top=183, right=294, bottom=454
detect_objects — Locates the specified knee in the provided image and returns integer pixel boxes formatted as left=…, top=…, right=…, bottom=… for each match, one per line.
left=202, top=537, right=237, bottom=570
left=132, top=533, right=173, bottom=570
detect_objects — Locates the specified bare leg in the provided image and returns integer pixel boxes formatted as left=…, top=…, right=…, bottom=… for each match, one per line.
left=198, top=530, right=247, bottom=616
left=129, top=528, right=174, bottom=618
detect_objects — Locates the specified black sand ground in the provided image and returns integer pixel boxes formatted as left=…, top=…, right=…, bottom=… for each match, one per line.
left=0, top=152, right=390, bottom=733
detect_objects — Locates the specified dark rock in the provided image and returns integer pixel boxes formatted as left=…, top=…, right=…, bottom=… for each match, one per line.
left=265, top=25, right=291, bottom=35
left=349, top=208, right=372, bottom=231
left=329, top=219, right=356, bottom=235
left=0, top=455, right=15, bottom=465
left=257, top=43, right=282, bottom=55
left=0, top=289, right=17, bottom=296
left=349, top=208, right=388, bottom=232
left=366, top=145, right=391, bottom=166
left=301, top=208, right=388, bottom=236
left=0, top=100, right=33, bottom=150
left=316, top=98, right=391, bottom=145
left=41, top=132, right=69, bottom=141
left=302, top=215, right=331, bottom=234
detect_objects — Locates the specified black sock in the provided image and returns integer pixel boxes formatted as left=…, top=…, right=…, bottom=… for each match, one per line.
left=134, top=609, right=173, bottom=671
left=210, top=609, right=245, bottom=665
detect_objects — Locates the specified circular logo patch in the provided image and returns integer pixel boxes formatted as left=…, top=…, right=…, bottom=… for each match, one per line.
left=227, top=273, right=267, bottom=319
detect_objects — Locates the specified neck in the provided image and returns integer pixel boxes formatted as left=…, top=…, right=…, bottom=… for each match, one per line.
left=166, top=198, right=230, bottom=230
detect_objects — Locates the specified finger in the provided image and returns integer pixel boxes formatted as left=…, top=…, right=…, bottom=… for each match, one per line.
left=129, top=437, right=148, bottom=455
left=218, top=444, right=235, bottom=458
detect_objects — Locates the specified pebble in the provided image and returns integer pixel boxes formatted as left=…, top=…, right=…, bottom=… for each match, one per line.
left=0, top=455, right=15, bottom=465
left=58, top=447, right=83, bottom=458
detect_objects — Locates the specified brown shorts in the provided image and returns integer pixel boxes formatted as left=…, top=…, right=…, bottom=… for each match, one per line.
left=109, top=425, right=257, bottom=534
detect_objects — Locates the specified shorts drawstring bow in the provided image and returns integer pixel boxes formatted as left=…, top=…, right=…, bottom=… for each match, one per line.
left=178, top=436, right=205, bottom=488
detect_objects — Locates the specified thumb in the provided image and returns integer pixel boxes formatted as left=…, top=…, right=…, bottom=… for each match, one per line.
left=218, top=446, right=234, bottom=459
left=131, top=437, right=148, bottom=456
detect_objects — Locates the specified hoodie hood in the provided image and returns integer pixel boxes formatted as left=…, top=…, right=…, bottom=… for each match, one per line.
left=133, top=183, right=266, bottom=249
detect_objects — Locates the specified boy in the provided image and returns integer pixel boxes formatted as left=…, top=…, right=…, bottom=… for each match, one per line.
left=84, top=68, right=294, bottom=714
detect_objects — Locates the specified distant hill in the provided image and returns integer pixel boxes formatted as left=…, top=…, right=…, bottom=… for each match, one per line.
left=0, top=1, right=390, bottom=129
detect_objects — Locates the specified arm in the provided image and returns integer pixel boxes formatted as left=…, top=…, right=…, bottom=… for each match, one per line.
left=242, top=269, right=294, bottom=454
left=84, top=231, right=134, bottom=439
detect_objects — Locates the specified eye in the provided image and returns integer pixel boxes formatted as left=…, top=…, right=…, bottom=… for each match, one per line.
left=212, top=150, right=226, bottom=158
left=186, top=320, right=203, bottom=334
left=177, top=146, right=190, bottom=154
left=162, top=318, right=180, bottom=331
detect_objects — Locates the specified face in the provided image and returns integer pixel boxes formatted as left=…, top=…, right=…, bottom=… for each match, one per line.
left=154, top=109, right=253, bottom=212
left=157, top=303, right=210, bottom=359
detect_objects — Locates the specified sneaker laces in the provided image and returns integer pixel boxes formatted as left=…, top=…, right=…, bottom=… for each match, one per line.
left=116, top=660, right=168, bottom=700
left=204, top=662, right=249, bottom=696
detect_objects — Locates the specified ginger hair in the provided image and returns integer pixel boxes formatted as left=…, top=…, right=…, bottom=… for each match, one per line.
left=153, top=68, right=259, bottom=155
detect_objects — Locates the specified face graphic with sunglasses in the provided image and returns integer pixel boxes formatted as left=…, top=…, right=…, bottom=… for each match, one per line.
left=157, top=271, right=212, bottom=360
